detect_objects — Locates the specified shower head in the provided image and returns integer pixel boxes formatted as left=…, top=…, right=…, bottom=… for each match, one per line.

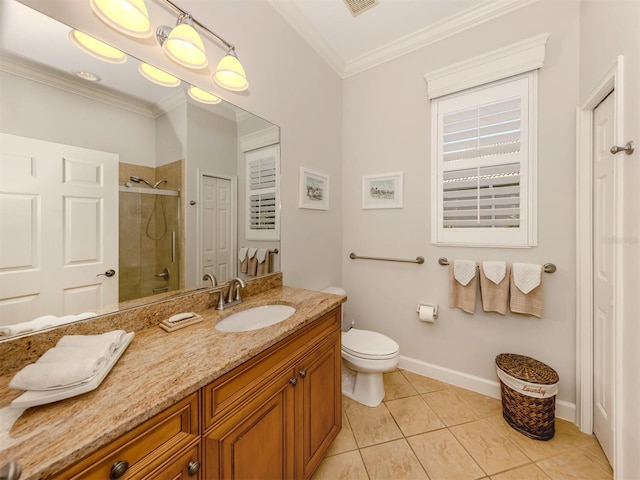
left=129, top=176, right=154, bottom=188
left=153, top=179, right=168, bottom=189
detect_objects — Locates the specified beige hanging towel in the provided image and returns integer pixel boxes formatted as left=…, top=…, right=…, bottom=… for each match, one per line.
left=247, top=247, right=258, bottom=276
left=256, top=248, right=272, bottom=276
left=479, top=261, right=510, bottom=315
left=238, top=247, right=249, bottom=273
left=509, top=263, right=544, bottom=317
left=449, top=260, right=478, bottom=314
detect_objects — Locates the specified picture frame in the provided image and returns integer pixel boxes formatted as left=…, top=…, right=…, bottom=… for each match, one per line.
left=299, top=167, right=329, bottom=210
left=362, top=172, right=403, bottom=209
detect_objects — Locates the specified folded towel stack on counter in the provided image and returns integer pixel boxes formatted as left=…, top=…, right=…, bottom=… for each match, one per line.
left=9, top=330, right=131, bottom=391
left=0, top=312, right=98, bottom=336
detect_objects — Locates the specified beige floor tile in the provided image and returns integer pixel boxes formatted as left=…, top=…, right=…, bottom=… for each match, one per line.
left=490, top=463, right=551, bottom=480
left=383, top=370, right=419, bottom=400
left=536, top=445, right=613, bottom=480
left=422, top=389, right=482, bottom=426
left=456, top=387, right=503, bottom=418
left=581, top=442, right=613, bottom=475
left=400, top=370, right=450, bottom=393
left=450, top=418, right=530, bottom=475
left=408, top=429, right=485, bottom=480
left=360, top=439, right=429, bottom=479
left=311, top=450, right=369, bottom=480
left=342, top=394, right=362, bottom=413
left=326, top=412, right=358, bottom=456
left=385, top=395, right=445, bottom=436
left=346, top=401, right=403, bottom=448
left=486, top=416, right=600, bottom=462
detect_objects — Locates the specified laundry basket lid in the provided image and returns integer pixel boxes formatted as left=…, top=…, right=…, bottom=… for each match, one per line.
left=495, top=353, right=558, bottom=385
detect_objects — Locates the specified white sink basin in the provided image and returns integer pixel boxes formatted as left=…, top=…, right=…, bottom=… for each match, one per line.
left=215, top=305, right=296, bottom=332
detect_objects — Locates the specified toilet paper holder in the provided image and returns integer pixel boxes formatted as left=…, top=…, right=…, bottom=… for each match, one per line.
left=416, top=304, right=438, bottom=321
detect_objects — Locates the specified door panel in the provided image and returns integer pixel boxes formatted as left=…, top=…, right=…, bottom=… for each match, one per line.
left=592, top=92, right=615, bottom=464
left=200, top=175, right=233, bottom=282
left=0, top=133, right=118, bottom=326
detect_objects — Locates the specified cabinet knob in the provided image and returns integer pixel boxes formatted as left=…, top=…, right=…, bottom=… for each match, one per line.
left=299, top=369, right=307, bottom=378
left=289, top=377, right=297, bottom=386
left=187, top=460, right=201, bottom=476
left=110, top=460, right=129, bottom=479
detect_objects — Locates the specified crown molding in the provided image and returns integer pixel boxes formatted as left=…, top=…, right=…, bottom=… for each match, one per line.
left=267, top=0, right=346, bottom=77
left=239, top=125, right=280, bottom=153
left=269, top=0, right=538, bottom=79
left=0, top=54, right=157, bottom=117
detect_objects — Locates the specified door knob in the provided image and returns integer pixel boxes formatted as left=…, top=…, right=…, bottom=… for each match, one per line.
left=97, top=269, right=116, bottom=277
left=299, top=369, right=307, bottom=378
left=289, top=378, right=297, bottom=386
left=187, top=461, right=201, bottom=476
left=610, top=140, right=634, bottom=155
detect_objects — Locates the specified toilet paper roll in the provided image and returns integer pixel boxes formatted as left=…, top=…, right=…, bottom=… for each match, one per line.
left=418, top=305, right=437, bottom=323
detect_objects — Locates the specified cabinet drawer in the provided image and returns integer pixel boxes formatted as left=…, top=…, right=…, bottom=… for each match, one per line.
left=203, top=307, right=340, bottom=431
left=142, top=440, right=201, bottom=480
left=56, top=393, right=199, bottom=480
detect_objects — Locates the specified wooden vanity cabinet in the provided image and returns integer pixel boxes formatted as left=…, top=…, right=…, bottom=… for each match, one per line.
left=202, top=307, right=342, bottom=480
left=54, top=393, right=200, bottom=480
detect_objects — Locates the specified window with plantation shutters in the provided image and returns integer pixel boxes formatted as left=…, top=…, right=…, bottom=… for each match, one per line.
left=432, top=73, right=537, bottom=247
left=246, top=145, right=280, bottom=240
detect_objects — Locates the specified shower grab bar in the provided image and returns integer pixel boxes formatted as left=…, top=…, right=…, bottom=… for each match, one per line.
left=437, top=256, right=556, bottom=273
left=349, top=252, right=425, bottom=265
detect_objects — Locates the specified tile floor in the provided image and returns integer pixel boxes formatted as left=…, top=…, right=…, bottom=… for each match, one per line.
left=312, top=369, right=613, bottom=480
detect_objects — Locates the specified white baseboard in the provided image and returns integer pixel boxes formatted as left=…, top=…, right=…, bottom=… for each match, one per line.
left=399, top=355, right=576, bottom=423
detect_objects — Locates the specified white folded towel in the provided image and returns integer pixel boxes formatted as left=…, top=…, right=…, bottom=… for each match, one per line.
left=9, top=361, right=100, bottom=391
left=512, top=263, right=542, bottom=294
left=256, top=248, right=267, bottom=263
left=0, top=312, right=98, bottom=336
left=482, top=261, right=507, bottom=285
left=453, top=260, right=477, bottom=286
left=57, top=330, right=127, bottom=357
left=238, top=247, right=248, bottom=262
left=247, top=247, right=258, bottom=259
left=8, top=330, right=128, bottom=391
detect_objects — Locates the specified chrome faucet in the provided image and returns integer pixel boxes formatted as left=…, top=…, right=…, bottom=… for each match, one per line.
left=226, top=277, right=247, bottom=306
left=203, top=273, right=218, bottom=288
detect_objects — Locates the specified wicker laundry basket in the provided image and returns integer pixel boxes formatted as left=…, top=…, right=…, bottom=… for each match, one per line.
left=495, top=353, right=559, bottom=440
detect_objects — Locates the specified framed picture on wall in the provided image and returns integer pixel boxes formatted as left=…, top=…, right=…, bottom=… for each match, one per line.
left=299, top=167, right=329, bottom=210
left=362, top=172, right=403, bottom=209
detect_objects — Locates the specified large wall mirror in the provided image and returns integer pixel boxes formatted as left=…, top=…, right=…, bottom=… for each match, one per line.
left=0, top=0, right=281, bottom=339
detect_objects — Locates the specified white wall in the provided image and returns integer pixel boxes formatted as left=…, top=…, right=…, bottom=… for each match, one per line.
left=343, top=0, right=581, bottom=409
left=0, top=70, right=156, bottom=166
left=579, top=1, right=640, bottom=476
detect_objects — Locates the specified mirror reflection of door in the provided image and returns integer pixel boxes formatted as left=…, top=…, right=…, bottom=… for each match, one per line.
left=200, top=173, right=236, bottom=283
left=0, top=133, right=118, bottom=327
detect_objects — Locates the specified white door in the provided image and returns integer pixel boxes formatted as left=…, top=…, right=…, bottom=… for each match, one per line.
left=200, top=174, right=234, bottom=281
left=0, top=133, right=118, bottom=327
left=592, top=92, right=615, bottom=464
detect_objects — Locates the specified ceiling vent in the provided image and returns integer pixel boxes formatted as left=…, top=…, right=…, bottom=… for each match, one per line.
left=343, top=0, right=379, bottom=17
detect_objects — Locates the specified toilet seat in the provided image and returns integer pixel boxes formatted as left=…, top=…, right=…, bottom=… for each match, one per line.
left=342, top=328, right=399, bottom=360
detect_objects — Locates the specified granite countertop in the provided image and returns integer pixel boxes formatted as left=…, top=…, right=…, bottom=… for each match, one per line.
left=0, top=285, right=345, bottom=480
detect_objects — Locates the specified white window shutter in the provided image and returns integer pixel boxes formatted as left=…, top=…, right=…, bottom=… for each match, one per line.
left=246, top=145, right=280, bottom=240
left=432, top=73, right=537, bottom=247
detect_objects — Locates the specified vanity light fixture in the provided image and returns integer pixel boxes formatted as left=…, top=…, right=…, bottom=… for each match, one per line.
left=69, top=30, right=127, bottom=64
left=188, top=86, right=221, bottom=105
left=138, top=63, right=181, bottom=87
left=214, top=48, right=248, bottom=92
left=90, top=0, right=152, bottom=38
left=156, top=0, right=248, bottom=91
left=156, top=13, right=207, bottom=69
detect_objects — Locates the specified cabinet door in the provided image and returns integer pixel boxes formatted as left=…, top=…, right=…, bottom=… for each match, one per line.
left=204, top=368, right=297, bottom=480
left=296, top=331, right=342, bottom=479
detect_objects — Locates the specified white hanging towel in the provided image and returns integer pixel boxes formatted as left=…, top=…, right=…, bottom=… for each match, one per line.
left=256, top=248, right=268, bottom=264
left=238, top=247, right=248, bottom=262
left=482, top=261, right=507, bottom=285
left=512, top=263, right=542, bottom=294
left=453, top=259, right=477, bottom=286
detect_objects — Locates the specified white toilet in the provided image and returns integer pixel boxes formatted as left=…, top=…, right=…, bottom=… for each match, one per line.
left=322, top=287, right=400, bottom=407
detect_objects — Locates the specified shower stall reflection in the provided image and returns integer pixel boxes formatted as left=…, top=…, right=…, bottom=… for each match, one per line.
left=119, top=181, right=180, bottom=302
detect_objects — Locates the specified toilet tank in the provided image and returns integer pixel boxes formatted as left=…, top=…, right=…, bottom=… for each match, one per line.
left=321, top=286, right=350, bottom=330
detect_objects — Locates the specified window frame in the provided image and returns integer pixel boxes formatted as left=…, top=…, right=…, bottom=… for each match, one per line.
left=430, top=71, right=538, bottom=247
left=245, top=144, right=280, bottom=241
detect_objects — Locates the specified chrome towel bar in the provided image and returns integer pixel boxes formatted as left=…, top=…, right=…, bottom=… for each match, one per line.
left=437, top=257, right=556, bottom=273
left=349, top=252, right=425, bottom=264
